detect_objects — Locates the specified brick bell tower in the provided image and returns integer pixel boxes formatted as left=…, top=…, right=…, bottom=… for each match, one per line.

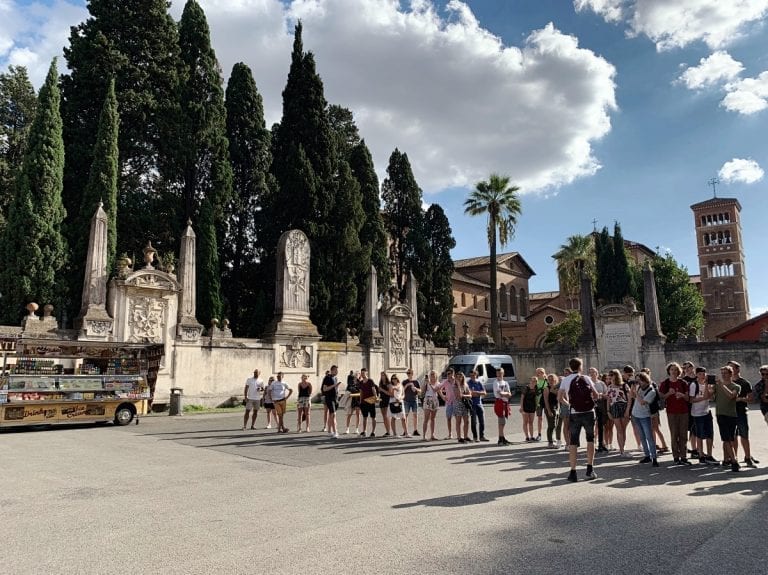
left=691, top=192, right=750, bottom=340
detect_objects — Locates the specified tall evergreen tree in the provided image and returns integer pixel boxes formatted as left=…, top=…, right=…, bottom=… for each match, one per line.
left=0, top=65, right=37, bottom=234
left=327, top=104, right=360, bottom=160
left=349, top=140, right=390, bottom=291
left=196, top=196, right=221, bottom=327
left=611, top=222, right=634, bottom=301
left=594, top=226, right=614, bottom=304
left=73, top=78, right=119, bottom=293
left=178, top=0, right=232, bottom=326
left=61, top=0, right=182, bottom=262
left=381, top=148, right=425, bottom=298
left=0, top=61, right=67, bottom=323
left=223, top=62, right=272, bottom=335
left=420, top=204, right=456, bottom=344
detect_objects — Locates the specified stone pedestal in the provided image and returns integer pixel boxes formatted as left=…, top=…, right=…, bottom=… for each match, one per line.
left=381, top=302, right=411, bottom=372
left=594, top=301, right=644, bottom=370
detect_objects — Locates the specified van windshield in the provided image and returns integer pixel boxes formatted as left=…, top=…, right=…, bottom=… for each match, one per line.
left=448, top=364, right=474, bottom=378
left=489, top=362, right=515, bottom=378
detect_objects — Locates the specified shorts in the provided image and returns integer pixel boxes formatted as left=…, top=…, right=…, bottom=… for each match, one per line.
left=693, top=412, right=714, bottom=440
left=569, top=412, right=596, bottom=447
left=560, top=404, right=571, bottom=418
left=325, top=398, right=337, bottom=414
left=445, top=402, right=455, bottom=418
left=493, top=399, right=510, bottom=423
left=245, top=399, right=260, bottom=410
left=379, top=398, right=389, bottom=410
left=296, top=396, right=311, bottom=409
left=423, top=396, right=439, bottom=411
left=716, top=414, right=737, bottom=442
left=760, top=402, right=768, bottom=416
left=263, top=402, right=275, bottom=410
left=404, top=399, right=418, bottom=414
left=274, top=399, right=287, bottom=416
left=735, top=412, right=749, bottom=439
left=360, top=401, right=376, bottom=419
left=522, top=405, right=536, bottom=415
left=348, top=396, right=361, bottom=410
left=609, top=402, right=627, bottom=420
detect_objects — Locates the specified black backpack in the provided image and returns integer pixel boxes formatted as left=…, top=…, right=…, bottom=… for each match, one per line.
left=568, top=375, right=595, bottom=412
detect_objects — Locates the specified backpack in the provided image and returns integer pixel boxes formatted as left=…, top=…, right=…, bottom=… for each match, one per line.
left=568, top=375, right=595, bottom=412
left=648, top=383, right=661, bottom=415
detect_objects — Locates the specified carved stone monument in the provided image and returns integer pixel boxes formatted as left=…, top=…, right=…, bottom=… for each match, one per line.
left=594, top=301, right=644, bottom=370
left=75, top=203, right=114, bottom=340
left=264, top=230, right=319, bottom=372
left=176, top=221, right=203, bottom=342
left=380, top=297, right=411, bottom=372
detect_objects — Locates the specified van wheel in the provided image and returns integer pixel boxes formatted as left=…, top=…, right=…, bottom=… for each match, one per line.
left=114, top=404, right=136, bottom=426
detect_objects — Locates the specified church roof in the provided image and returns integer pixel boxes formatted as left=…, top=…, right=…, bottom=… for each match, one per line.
left=690, top=197, right=742, bottom=211
left=453, top=251, right=536, bottom=277
left=451, top=271, right=490, bottom=288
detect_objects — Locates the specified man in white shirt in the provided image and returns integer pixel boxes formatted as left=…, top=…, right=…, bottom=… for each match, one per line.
left=243, top=368, right=264, bottom=430
left=492, top=367, right=512, bottom=445
left=558, top=357, right=598, bottom=482
left=268, top=372, right=293, bottom=433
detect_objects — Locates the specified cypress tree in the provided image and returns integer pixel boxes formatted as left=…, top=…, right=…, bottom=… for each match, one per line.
left=594, top=226, right=614, bottom=304
left=420, top=204, right=456, bottom=344
left=349, top=140, right=390, bottom=291
left=196, top=197, right=221, bottom=327
left=0, top=60, right=67, bottom=323
left=61, top=0, right=182, bottom=260
left=223, top=62, right=273, bottom=335
left=178, top=0, right=233, bottom=326
left=73, top=78, right=119, bottom=291
left=381, top=148, right=425, bottom=298
left=0, top=65, right=37, bottom=234
left=611, top=222, right=634, bottom=302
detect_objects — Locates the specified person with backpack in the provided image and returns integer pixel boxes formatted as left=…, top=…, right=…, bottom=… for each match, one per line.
left=640, top=367, right=668, bottom=455
left=557, top=357, right=598, bottom=482
left=690, top=367, right=716, bottom=464
left=631, top=372, right=660, bottom=466
left=659, top=362, right=691, bottom=465
left=605, top=369, right=631, bottom=457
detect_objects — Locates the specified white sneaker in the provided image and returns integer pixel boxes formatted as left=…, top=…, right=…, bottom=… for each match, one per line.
left=332, top=432, right=338, bottom=438
left=328, top=431, right=334, bottom=437
left=556, top=440, right=561, bottom=448
left=322, top=427, right=327, bottom=432
left=355, top=428, right=360, bottom=434
left=266, top=424, right=272, bottom=429
left=622, top=451, right=634, bottom=458
left=344, top=428, right=350, bottom=434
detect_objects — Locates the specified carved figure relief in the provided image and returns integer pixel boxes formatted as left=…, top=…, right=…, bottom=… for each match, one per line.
left=128, top=297, right=166, bottom=343
left=127, top=273, right=175, bottom=291
left=285, top=231, right=309, bottom=310
left=389, top=319, right=407, bottom=367
left=279, top=337, right=312, bottom=368
left=86, top=320, right=112, bottom=336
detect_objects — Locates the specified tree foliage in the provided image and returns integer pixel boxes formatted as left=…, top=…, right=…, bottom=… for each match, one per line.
left=177, top=0, right=232, bottom=327
left=552, top=234, right=595, bottom=299
left=419, top=204, right=456, bottom=344
left=636, top=253, right=705, bottom=342
left=0, top=65, right=37, bottom=235
left=463, top=173, right=522, bottom=343
left=222, top=62, right=272, bottom=335
left=543, top=310, right=582, bottom=348
left=381, top=148, right=426, bottom=298
left=73, top=77, right=119, bottom=294
left=0, top=60, right=67, bottom=323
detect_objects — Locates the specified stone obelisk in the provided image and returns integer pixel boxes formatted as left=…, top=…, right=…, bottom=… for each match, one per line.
left=361, top=265, right=383, bottom=347
left=176, top=220, right=203, bottom=341
left=642, top=261, right=666, bottom=344
left=75, top=202, right=113, bottom=340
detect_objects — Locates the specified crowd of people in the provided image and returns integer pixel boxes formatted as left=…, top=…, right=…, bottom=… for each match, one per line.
left=241, top=358, right=768, bottom=482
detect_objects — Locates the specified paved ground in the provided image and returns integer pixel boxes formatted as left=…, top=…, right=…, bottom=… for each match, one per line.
left=2, top=406, right=767, bottom=575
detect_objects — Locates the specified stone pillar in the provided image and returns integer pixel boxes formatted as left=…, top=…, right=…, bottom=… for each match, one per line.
left=75, top=202, right=114, bottom=340
left=177, top=220, right=203, bottom=341
left=642, top=261, right=666, bottom=344
left=406, top=272, right=423, bottom=351
left=264, top=229, right=320, bottom=341
left=361, top=265, right=383, bottom=347
left=578, top=269, right=596, bottom=348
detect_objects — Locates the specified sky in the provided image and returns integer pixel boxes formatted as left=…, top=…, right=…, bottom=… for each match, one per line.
left=2, top=0, right=767, bottom=315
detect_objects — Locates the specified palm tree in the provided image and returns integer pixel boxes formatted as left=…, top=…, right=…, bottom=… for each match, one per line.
left=552, top=234, right=595, bottom=303
left=464, top=174, right=522, bottom=343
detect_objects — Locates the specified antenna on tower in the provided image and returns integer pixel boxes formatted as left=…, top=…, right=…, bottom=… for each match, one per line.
left=708, top=176, right=720, bottom=198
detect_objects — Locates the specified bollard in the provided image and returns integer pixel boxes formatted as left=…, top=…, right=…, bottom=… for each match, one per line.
left=169, top=387, right=184, bottom=416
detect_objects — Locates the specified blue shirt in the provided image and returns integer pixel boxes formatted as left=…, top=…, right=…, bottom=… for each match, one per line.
left=468, top=379, right=484, bottom=406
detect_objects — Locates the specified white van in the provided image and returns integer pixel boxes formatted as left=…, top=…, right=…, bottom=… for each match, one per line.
left=446, top=353, right=518, bottom=400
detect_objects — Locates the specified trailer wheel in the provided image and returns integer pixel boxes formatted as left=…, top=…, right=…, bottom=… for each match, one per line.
left=114, top=404, right=136, bottom=426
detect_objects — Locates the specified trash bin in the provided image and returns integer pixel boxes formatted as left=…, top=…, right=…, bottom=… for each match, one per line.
left=169, top=387, right=183, bottom=416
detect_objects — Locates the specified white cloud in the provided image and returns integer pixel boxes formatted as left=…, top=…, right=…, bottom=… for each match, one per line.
left=722, top=71, right=768, bottom=114
left=718, top=158, right=764, bottom=184
left=1, top=0, right=619, bottom=194
left=678, top=51, right=744, bottom=90
left=575, top=0, right=768, bottom=51
left=751, top=306, right=768, bottom=317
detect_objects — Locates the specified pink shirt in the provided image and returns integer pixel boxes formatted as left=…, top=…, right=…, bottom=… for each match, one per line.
left=438, top=378, right=457, bottom=403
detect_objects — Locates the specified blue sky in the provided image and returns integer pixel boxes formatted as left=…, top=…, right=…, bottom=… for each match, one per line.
left=2, top=0, right=767, bottom=314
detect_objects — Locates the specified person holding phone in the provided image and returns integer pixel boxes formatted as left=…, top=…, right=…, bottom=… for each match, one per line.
left=712, top=365, right=741, bottom=472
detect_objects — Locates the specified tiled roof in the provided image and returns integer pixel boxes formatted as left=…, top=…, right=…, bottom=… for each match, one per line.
left=454, top=251, right=536, bottom=276
left=690, top=197, right=742, bottom=211
left=530, top=291, right=560, bottom=300
left=451, top=271, right=489, bottom=288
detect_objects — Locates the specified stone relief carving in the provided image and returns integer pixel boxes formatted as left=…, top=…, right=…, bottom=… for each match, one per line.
left=389, top=319, right=407, bottom=367
left=86, top=320, right=113, bottom=336
left=127, top=273, right=175, bottom=291
left=279, top=337, right=312, bottom=368
left=285, top=231, right=309, bottom=311
left=128, top=297, right=166, bottom=343
left=178, top=325, right=203, bottom=342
